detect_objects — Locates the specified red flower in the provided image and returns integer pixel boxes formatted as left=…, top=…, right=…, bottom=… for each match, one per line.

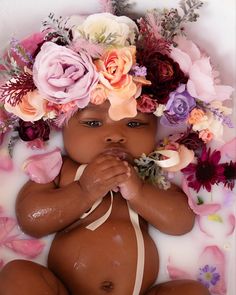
left=17, top=119, right=50, bottom=142
left=219, top=161, right=236, bottom=190
left=181, top=146, right=225, bottom=192
left=137, top=94, right=157, bottom=113
left=138, top=51, right=187, bottom=104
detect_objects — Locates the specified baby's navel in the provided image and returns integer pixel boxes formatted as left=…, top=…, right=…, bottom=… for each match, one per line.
left=100, top=280, right=114, bottom=292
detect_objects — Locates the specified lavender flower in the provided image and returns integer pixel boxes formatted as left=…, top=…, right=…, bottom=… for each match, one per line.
left=10, top=38, right=33, bottom=65
left=130, top=64, right=147, bottom=77
left=160, top=84, right=196, bottom=127
left=198, top=264, right=220, bottom=289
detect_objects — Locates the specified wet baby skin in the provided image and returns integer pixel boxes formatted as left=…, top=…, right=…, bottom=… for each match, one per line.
left=0, top=102, right=210, bottom=295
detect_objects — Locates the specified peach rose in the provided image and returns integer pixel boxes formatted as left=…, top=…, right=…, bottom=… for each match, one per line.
left=95, top=46, right=138, bottom=120
left=95, top=46, right=135, bottom=87
left=188, top=108, right=206, bottom=125
left=4, top=90, right=47, bottom=121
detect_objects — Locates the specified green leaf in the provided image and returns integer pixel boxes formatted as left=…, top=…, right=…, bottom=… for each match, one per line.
left=196, top=196, right=204, bottom=205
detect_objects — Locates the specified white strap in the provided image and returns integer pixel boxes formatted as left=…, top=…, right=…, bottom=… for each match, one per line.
left=74, top=166, right=144, bottom=294
left=74, top=165, right=113, bottom=230
left=86, top=191, right=113, bottom=231
left=128, top=204, right=145, bottom=295
left=74, top=164, right=87, bottom=181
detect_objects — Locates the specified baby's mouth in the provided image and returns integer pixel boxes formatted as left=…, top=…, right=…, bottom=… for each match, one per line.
left=103, top=148, right=133, bottom=163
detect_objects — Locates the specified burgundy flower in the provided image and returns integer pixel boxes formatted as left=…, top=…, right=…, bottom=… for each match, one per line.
left=137, top=94, right=157, bottom=113
left=138, top=51, right=187, bottom=104
left=181, top=146, right=225, bottom=192
left=17, top=119, right=50, bottom=142
left=177, top=129, right=205, bottom=155
left=219, top=161, right=236, bottom=190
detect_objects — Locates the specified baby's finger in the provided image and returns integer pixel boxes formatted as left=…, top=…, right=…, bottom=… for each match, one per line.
left=103, top=173, right=131, bottom=191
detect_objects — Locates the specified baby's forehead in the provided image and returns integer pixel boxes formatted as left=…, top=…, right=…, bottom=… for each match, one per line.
left=76, top=102, right=157, bottom=122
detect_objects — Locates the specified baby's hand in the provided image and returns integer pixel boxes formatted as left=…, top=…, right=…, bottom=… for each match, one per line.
left=118, top=163, right=143, bottom=200
left=78, top=154, right=129, bottom=203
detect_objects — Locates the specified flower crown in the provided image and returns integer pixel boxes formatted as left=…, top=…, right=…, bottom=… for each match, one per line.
left=0, top=0, right=235, bottom=193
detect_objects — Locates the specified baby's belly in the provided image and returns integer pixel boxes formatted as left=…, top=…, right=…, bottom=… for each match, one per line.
left=48, top=218, right=159, bottom=295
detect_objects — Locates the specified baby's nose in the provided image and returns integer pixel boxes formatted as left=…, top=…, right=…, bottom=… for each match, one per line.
left=105, top=134, right=126, bottom=143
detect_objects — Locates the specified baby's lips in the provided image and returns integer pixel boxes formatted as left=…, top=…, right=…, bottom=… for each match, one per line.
left=103, top=148, right=133, bottom=163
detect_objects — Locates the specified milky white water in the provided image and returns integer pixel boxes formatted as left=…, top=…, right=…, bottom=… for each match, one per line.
left=0, top=0, right=235, bottom=294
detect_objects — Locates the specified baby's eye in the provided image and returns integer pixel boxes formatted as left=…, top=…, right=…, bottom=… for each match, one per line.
left=127, top=121, right=146, bottom=128
left=81, top=120, right=102, bottom=127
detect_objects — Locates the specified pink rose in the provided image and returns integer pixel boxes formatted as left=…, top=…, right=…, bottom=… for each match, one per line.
left=171, top=36, right=234, bottom=102
left=199, top=129, right=214, bottom=143
left=90, top=84, right=108, bottom=105
left=33, top=42, right=99, bottom=107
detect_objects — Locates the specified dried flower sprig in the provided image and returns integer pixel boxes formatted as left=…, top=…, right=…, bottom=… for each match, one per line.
left=0, top=72, right=36, bottom=106
left=0, top=53, right=23, bottom=79
left=160, top=0, right=203, bottom=41
left=198, top=101, right=234, bottom=129
left=110, top=0, right=132, bottom=16
left=42, top=13, right=71, bottom=45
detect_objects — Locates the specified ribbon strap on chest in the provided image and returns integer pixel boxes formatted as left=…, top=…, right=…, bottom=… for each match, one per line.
left=74, top=164, right=145, bottom=295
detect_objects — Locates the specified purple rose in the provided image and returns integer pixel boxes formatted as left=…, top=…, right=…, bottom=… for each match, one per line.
left=160, top=84, right=196, bottom=127
left=17, top=119, right=50, bottom=142
left=33, top=42, right=99, bottom=107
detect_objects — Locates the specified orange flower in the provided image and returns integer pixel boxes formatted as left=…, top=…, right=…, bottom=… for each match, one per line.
left=188, top=108, right=205, bottom=125
left=4, top=90, right=47, bottom=122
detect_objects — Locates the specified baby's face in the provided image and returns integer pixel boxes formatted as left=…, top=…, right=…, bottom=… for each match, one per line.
left=63, top=101, right=157, bottom=164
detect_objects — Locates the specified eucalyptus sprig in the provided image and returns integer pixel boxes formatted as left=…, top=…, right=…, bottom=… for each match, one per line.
left=160, top=0, right=204, bottom=41
left=110, top=0, right=132, bottom=16
left=135, top=152, right=171, bottom=190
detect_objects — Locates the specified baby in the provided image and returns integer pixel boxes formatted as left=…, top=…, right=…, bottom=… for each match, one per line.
left=0, top=101, right=210, bottom=295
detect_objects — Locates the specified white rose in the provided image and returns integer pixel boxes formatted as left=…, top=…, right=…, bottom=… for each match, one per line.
left=193, top=111, right=223, bottom=139
left=73, top=13, right=138, bottom=46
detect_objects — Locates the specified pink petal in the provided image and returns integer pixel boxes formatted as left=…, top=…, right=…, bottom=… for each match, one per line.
left=182, top=178, right=221, bottom=215
left=199, top=246, right=226, bottom=295
left=212, top=85, right=234, bottom=102
left=170, top=47, right=192, bottom=74
left=5, top=239, right=44, bottom=258
left=226, top=214, right=235, bottom=236
left=220, top=137, right=236, bottom=161
left=197, top=216, right=214, bottom=238
left=23, top=148, right=62, bottom=184
left=0, top=217, right=16, bottom=243
left=0, top=149, right=14, bottom=171
left=167, top=264, right=192, bottom=280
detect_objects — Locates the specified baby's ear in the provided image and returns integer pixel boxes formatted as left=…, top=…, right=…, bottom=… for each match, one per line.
left=22, top=148, right=62, bottom=184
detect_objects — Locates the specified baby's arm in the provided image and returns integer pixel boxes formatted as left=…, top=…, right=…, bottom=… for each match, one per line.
left=16, top=155, right=129, bottom=238
left=119, top=164, right=195, bottom=235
